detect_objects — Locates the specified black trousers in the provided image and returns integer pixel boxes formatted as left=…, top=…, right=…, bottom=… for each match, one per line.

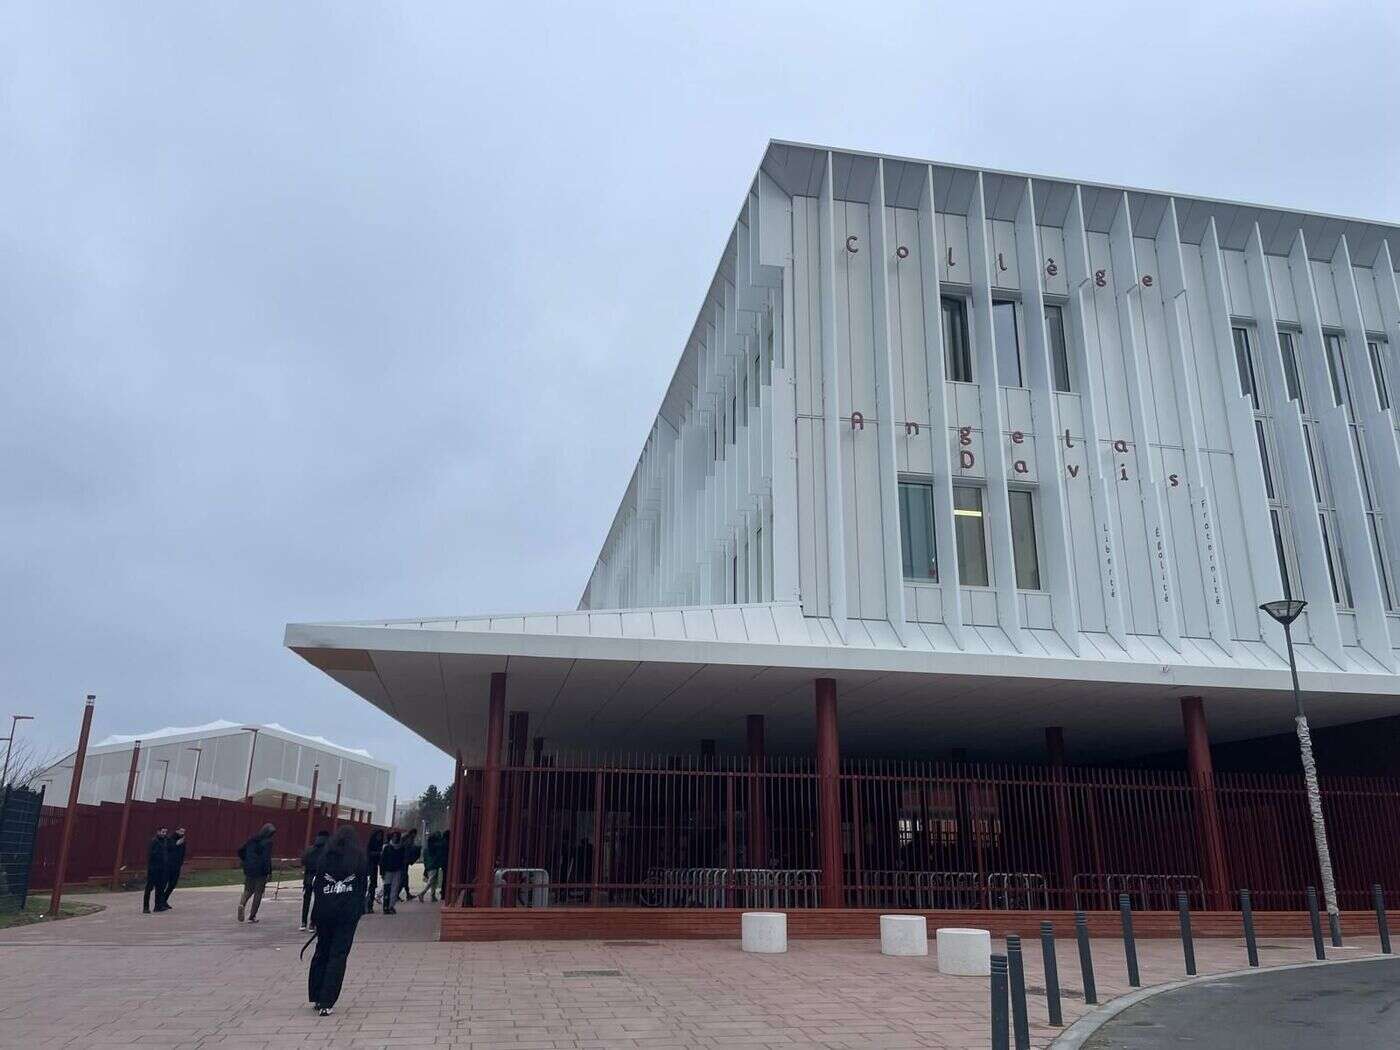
left=307, top=911, right=359, bottom=1008
left=301, top=885, right=314, bottom=926
left=143, top=873, right=163, bottom=911
left=160, top=870, right=181, bottom=907
left=364, top=867, right=378, bottom=912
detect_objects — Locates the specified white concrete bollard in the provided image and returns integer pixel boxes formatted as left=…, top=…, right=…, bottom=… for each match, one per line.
left=936, top=927, right=991, bottom=975
left=880, top=914, right=929, bottom=956
left=741, top=911, right=788, bottom=954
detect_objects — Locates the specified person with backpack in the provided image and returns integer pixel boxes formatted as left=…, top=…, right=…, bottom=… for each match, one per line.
left=300, top=829, right=329, bottom=931
left=378, top=831, right=404, bottom=914
left=236, top=822, right=276, bottom=923
left=305, top=826, right=367, bottom=1016
left=158, top=827, right=187, bottom=909
left=143, top=827, right=170, bottom=914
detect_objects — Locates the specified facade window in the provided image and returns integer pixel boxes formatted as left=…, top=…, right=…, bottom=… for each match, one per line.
left=1298, top=381, right=1353, bottom=609
left=1352, top=429, right=1393, bottom=610
left=730, top=554, right=738, bottom=603
left=898, top=479, right=938, bottom=581
left=755, top=526, right=764, bottom=603
left=1325, top=332, right=1353, bottom=412
left=739, top=375, right=748, bottom=428
left=752, top=351, right=762, bottom=408
left=1233, top=326, right=1261, bottom=410
left=1008, top=489, right=1041, bottom=590
left=1045, top=304, right=1072, bottom=393
left=993, top=300, right=1023, bottom=387
left=730, top=395, right=737, bottom=444
left=1368, top=339, right=1390, bottom=412
left=943, top=297, right=972, bottom=383
left=952, top=484, right=989, bottom=586
left=1278, top=330, right=1305, bottom=410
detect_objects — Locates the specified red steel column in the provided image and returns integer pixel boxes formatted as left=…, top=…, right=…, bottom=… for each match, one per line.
left=473, top=672, right=508, bottom=907
left=49, top=696, right=95, bottom=916
left=814, top=678, right=844, bottom=909
left=503, top=711, right=529, bottom=869
left=303, top=765, right=320, bottom=852
left=110, top=739, right=142, bottom=890
left=1045, top=727, right=1076, bottom=907
left=1181, top=697, right=1230, bottom=909
left=746, top=715, right=767, bottom=867
left=331, top=779, right=343, bottom=831
left=444, top=750, right=465, bottom=904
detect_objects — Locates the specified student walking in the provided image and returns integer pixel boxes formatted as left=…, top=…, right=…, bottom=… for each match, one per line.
left=159, top=827, right=187, bottom=909
left=379, top=831, right=404, bottom=914
left=143, top=827, right=170, bottom=914
left=300, top=829, right=329, bottom=931
left=363, top=829, right=383, bottom=913
left=237, top=822, right=277, bottom=923
left=306, top=826, right=367, bottom=1017
left=418, top=831, right=444, bottom=902
left=398, top=829, right=421, bottom=902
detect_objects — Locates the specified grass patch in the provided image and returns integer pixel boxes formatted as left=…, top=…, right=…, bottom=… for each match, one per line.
left=175, top=867, right=299, bottom=889
left=0, top=900, right=103, bottom=928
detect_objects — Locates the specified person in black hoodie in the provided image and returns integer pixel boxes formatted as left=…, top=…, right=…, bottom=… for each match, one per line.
left=306, top=825, right=367, bottom=1016
left=378, top=831, right=404, bottom=914
left=300, top=829, right=329, bottom=931
left=143, top=827, right=170, bottom=914
left=236, top=822, right=277, bottom=923
left=363, top=829, right=384, bottom=913
left=158, top=827, right=186, bottom=909
left=397, top=829, right=421, bottom=902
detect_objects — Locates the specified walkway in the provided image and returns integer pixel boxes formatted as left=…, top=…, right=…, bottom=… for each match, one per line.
left=0, top=888, right=1388, bottom=1048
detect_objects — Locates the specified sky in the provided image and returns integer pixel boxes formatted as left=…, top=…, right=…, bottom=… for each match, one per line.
left=3, top=2, right=1398, bottom=801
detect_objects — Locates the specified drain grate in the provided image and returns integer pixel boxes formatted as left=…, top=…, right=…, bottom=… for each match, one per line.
left=563, top=969, right=624, bottom=978
left=603, top=941, right=658, bottom=947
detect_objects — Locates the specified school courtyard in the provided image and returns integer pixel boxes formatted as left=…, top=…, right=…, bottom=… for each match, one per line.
left=1, top=882, right=1394, bottom=1049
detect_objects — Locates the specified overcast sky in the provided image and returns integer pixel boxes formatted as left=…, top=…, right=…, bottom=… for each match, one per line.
left=4, top=2, right=1398, bottom=801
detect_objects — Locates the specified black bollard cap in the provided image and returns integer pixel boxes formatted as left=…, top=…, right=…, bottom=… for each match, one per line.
left=991, top=954, right=1008, bottom=973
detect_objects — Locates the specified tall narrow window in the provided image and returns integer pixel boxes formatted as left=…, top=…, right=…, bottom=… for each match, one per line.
left=1045, top=304, right=1072, bottom=393
left=1325, top=332, right=1352, bottom=412
left=953, top=485, right=989, bottom=586
left=1008, top=489, right=1041, bottom=590
left=739, top=375, right=748, bottom=428
left=943, top=297, right=972, bottom=383
left=752, top=351, right=762, bottom=408
left=730, top=554, right=738, bottom=603
left=1319, top=513, right=1353, bottom=607
left=1271, top=509, right=1294, bottom=599
left=1278, top=330, right=1305, bottom=409
left=898, top=479, right=938, bottom=581
left=993, top=300, right=1022, bottom=387
left=1353, top=429, right=1393, bottom=610
left=1233, top=326, right=1261, bottom=409
left=755, top=526, right=764, bottom=603
left=1368, top=339, right=1390, bottom=411
left=741, top=540, right=749, bottom=603
left=730, top=395, right=737, bottom=443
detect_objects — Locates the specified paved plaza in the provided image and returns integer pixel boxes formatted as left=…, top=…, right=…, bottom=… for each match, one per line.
left=0, top=885, right=1387, bottom=1049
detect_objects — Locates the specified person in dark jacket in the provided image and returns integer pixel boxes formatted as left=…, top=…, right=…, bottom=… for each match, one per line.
left=397, top=829, right=421, bottom=902
left=236, top=822, right=277, bottom=923
left=378, top=831, right=404, bottom=914
left=418, top=831, right=444, bottom=902
left=300, top=829, right=329, bottom=931
left=364, top=829, right=384, bottom=913
left=158, top=827, right=186, bottom=909
left=143, top=827, right=170, bottom=914
left=306, top=825, right=367, bottom=1016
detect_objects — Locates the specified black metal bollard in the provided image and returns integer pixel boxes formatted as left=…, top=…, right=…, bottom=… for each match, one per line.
left=1006, top=935, right=1030, bottom=1050
left=1177, top=892, right=1196, bottom=976
left=1306, top=885, right=1325, bottom=961
left=1240, top=888, right=1259, bottom=967
left=1119, top=893, right=1140, bottom=987
left=1375, top=884, right=1392, bottom=955
left=1041, top=921, right=1063, bottom=1027
left=991, top=954, right=1010, bottom=1050
left=1075, top=911, right=1098, bottom=1006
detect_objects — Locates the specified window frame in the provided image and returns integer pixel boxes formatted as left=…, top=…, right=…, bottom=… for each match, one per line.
left=1008, top=487, right=1042, bottom=591
left=992, top=298, right=1024, bottom=389
left=951, top=483, right=990, bottom=587
left=942, top=296, right=973, bottom=383
left=897, top=476, right=939, bottom=582
left=1044, top=303, right=1072, bottom=393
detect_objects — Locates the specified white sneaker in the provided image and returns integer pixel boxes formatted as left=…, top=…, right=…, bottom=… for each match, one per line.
left=299, top=923, right=307, bottom=931
left=318, top=1006, right=333, bottom=1017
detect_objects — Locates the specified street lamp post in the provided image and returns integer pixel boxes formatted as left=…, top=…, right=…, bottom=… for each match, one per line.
left=240, top=727, right=261, bottom=804
left=185, top=746, right=203, bottom=799
left=2, top=714, right=35, bottom=786
left=1261, top=599, right=1342, bottom=946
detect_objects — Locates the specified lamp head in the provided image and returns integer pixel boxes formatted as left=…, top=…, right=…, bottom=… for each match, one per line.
left=1260, top=599, right=1307, bottom=626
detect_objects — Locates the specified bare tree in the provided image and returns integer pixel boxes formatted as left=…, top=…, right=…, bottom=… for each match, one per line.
left=4, top=738, right=62, bottom=792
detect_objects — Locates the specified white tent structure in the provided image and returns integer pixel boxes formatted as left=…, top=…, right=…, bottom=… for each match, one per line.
left=35, top=720, right=395, bottom=824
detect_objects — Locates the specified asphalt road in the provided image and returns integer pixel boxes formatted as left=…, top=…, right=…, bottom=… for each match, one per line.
left=1084, top=957, right=1400, bottom=1049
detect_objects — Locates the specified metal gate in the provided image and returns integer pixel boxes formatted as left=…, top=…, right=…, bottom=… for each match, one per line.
left=0, top=786, right=46, bottom=912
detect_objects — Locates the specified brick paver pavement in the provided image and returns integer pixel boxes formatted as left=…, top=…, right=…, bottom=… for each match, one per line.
left=0, top=886, right=1385, bottom=1049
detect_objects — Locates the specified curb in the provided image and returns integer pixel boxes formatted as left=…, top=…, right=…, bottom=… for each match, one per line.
left=1048, top=952, right=1399, bottom=1049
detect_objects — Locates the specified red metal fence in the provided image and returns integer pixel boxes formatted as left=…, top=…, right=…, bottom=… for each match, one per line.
left=29, top=796, right=381, bottom=890
left=447, top=754, right=1400, bottom=911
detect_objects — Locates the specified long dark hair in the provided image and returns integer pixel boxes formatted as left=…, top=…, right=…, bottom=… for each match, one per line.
left=321, top=826, right=366, bottom=879
left=367, top=828, right=384, bottom=852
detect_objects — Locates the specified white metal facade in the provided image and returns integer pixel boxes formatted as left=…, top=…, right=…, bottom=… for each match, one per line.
left=36, top=721, right=395, bottom=823
left=580, top=141, right=1400, bottom=680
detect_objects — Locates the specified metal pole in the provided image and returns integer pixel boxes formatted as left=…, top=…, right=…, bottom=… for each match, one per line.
left=111, top=740, right=142, bottom=890
left=1074, top=911, right=1097, bottom=1006
left=1177, top=892, right=1196, bottom=976
left=1240, top=888, right=1259, bottom=967
left=48, top=696, right=95, bottom=917
left=158, top=759, right=171, bottom=800
left=331, top=780, right=343, bottom=831
left=444, top=750, right=465, bottom=904
left=302, top=765, right=320, bottom=852
left=1282, top=620, right=1342, bottom=946
left=1119, top=893, right=1140, bottom=987
left=1306, top=885, right=1326, bottom=960
left=1006, top=935, right=1029, bottom=1050
left=2, top=715, right=34, bottom=787
left=1040, top=921, right=1063, bottom=1027
left=814, top=678, right=843, bottom=908
left=473, top=672, right=508, bottom=907
left=990, top=954, right=1010, bottom=1050
left=242, top=727, right=259, bottom=803
left=186, top=746, right=203, bottom=799
left=1373, top=884, right=1391, bottom=955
